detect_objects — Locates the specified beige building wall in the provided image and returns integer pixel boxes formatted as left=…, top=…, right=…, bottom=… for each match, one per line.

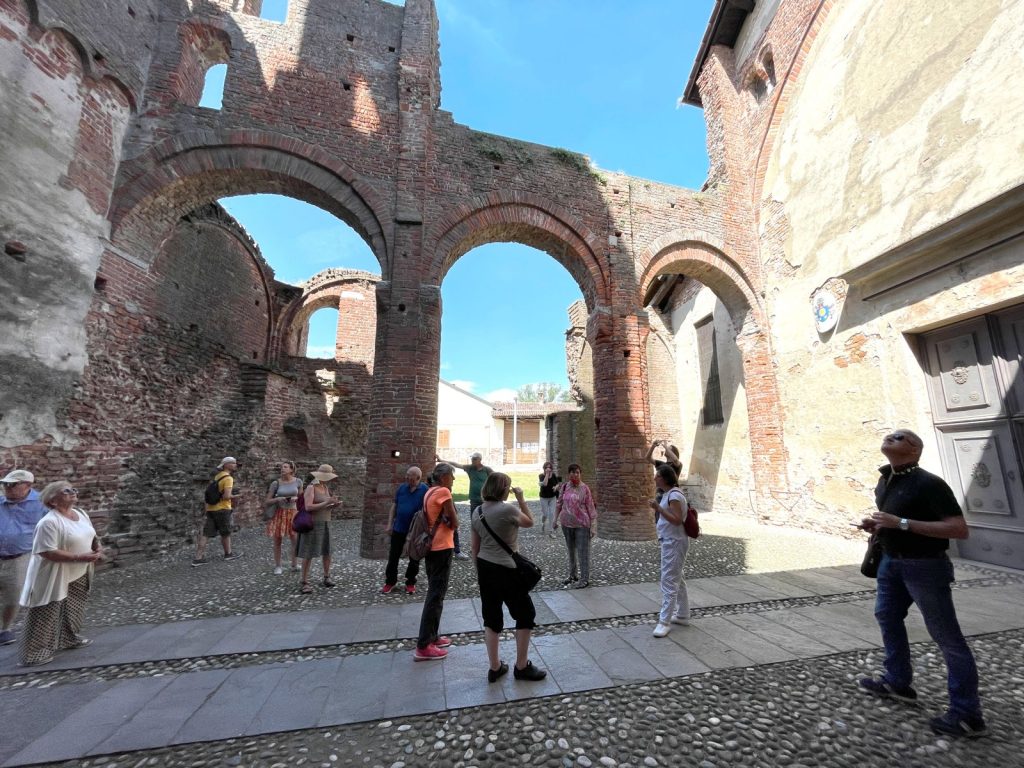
left=756, top=0, right=1024, bottom=520
left=436, top=380, right=498, bottom=465
left=668, top=284, right=753, bottom=514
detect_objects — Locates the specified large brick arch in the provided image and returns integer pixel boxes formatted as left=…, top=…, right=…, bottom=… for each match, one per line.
left=109, top=131, right=390, bottom=271
left=639, top=231, right=790, bottom=498
left=429, top=193, right=610, bottom=310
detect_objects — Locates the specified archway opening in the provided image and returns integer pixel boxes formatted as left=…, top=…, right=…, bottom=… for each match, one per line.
left=305, top=307, right=339, bottom=359
left=437, top=242, right=592, bottom=485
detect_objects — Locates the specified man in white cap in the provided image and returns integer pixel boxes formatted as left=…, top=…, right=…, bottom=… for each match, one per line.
left=435, top=451, right=492, bottom=560
left=193, top=457, right=243, bottom=566
left=0, top=469, right=47, bottom=645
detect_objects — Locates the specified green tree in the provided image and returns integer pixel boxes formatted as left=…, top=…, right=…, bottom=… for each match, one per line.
left=516, top=382, right=573, bottom=403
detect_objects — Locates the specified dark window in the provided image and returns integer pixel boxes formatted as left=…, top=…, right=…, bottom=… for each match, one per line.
left=696, top=316, right=724, bottom=426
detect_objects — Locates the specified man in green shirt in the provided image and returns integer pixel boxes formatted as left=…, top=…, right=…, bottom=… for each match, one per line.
left=435, top=451, right=492, bottom=560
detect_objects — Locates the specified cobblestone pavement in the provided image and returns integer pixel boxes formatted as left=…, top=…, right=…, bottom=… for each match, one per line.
left=89, top=509, right=870, bottom=626
left=20, top=631, right=1023, bottom=768
left=10, top=511, right=1022, bottom=768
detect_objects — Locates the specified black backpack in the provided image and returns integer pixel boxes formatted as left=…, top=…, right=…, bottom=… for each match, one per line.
left=204, top=473, right=225, bottom=505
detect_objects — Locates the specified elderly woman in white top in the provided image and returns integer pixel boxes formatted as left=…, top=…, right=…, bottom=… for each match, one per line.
left=19, top=481, right=102, bottom=666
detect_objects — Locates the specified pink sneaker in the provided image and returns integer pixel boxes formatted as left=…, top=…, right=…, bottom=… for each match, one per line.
left=405, top=584, right=416, bottom=595
left=380, top=584, right=395, bottom=594
left=433, top=635, right=452, bottom=648
left=413, top=644, right=448, bottom=661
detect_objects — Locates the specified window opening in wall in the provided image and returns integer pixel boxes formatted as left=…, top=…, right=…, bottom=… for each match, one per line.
left=259, top=0, right=288, bottom=23
left=199, top=63, right=227, bottom=110
left=306, top=307, right=339, bottom=359
left=695, top=316, right=724, bottom=426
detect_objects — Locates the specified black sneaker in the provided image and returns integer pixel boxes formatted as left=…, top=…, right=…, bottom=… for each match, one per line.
left=929, top=711, right=988, bottom=739
left=859, top=677, right=918, bottom=703
left=487, top=661, right=508, bottom=683
left=223, top=552, right=242, bottom=561
left=191, top=558, right=209, bottom=567
left=513, top=661, right=547, bottom=681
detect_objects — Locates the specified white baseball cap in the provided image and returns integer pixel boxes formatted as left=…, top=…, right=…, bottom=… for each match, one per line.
left=1, top=469, right=34, bottom=483
left=470, top=452, right=483, bottom=460
left=218, top=457, right=238, bottom=468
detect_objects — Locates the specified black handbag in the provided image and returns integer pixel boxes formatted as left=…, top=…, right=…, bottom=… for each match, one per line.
left=479, top=515, right=543, bottom=592
left=860, top=532, right=882, bottom=578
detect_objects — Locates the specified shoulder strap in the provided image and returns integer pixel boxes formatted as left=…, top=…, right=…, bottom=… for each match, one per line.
left=270, top=480, right=279, bottom=496
left=422, top=487, right=447, bottom=533
left=479, top=514, right=515, bottom=557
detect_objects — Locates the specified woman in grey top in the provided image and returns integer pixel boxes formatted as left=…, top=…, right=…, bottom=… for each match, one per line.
left=264, top=461, right=302, bottom=575
left=470, top=473, right=547, bottom=682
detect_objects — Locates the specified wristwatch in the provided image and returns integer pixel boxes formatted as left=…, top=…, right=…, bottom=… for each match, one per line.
left=898, top=517, right=910, bottom=532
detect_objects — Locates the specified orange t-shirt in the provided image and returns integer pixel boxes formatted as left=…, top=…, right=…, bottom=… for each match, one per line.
left=424, top=486, right=455, bottom=552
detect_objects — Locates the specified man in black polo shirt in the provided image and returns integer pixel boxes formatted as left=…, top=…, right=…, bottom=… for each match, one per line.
left=858, top=429, right=986, bottom=738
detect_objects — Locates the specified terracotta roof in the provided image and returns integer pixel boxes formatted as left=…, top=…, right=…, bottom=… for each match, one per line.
left=491, top=401, right=581, bottom=419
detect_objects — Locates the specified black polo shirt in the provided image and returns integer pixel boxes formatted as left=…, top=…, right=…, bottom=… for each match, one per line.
left=874, top=464, right=962, bottom=557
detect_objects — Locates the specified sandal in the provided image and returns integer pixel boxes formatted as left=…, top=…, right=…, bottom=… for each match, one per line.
left=322, top=579, right=336, bottom=588
left=300, top=581, right=313, bottom=594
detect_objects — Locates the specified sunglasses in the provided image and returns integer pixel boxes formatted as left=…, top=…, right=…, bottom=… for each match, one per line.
left=2, top=482, right=27, bottom=488
left=60, top=488, right=80, bottom=495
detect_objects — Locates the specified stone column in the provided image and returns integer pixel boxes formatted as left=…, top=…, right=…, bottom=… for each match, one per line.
left=360, top=275, right=442, bottom=558
left=588, top=309, right=657, bottom=540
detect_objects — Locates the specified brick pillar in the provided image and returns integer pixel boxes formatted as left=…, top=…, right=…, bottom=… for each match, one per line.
left=360, top=274, right=441, bottom=558
left=589, top=309, right=656, bottom=540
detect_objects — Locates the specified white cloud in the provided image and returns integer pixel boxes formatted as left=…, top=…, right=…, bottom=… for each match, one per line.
left=305, top=345, right=335, bottom=359
left=484, top=387, right=517, bottom=402
left=449, top=379, right=476, bottom=392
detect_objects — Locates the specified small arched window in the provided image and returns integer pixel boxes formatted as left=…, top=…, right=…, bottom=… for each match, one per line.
left=199, top=63, right=227, bottom=110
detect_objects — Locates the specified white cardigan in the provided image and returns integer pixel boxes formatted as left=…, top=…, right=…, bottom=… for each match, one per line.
left=20, top=509, right=96, bottom=609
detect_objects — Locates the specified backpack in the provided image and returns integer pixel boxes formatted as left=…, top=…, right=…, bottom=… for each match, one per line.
left=405, top=487, right=447, bottom=561
left=684, top=503, right=701, bottom=539
left=204, top=473, right=226, bottom=505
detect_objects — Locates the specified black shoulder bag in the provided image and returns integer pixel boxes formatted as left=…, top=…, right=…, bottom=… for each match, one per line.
left=479, top=513, right=543, bottom=592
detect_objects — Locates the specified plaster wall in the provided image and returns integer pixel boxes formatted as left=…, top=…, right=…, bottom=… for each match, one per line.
left=436, top=381, right=497, bottom=463
left=669, top=283, right=752, bottom=515
left=0, top=2, right=132, bottom=449
left=734, top=0, right=783, bottom=67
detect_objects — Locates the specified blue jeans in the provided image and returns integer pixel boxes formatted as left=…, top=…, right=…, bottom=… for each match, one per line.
left=874, top=554, right=981, bottom=717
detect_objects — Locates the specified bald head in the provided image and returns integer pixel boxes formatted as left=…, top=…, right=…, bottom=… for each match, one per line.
left=881, top=429, right=924, bottom=466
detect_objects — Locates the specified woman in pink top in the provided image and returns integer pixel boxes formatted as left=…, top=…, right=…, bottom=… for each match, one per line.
left=553, top=464, right=597, bottom=588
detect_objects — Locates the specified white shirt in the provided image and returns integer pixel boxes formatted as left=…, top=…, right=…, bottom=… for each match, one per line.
left=656, top=488, right=687, bottom=541
left=20, top=509, right=96, bottom=608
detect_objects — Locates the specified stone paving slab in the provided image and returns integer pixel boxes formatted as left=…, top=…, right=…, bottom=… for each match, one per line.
left=3, top=579, right=1023, bottom=766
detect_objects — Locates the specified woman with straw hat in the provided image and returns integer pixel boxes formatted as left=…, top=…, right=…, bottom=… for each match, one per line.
left=296, top=464, right=341, bottom=594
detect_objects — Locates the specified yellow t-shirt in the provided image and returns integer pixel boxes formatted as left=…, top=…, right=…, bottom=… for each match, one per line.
left=206, top=471, right=234, bottom=512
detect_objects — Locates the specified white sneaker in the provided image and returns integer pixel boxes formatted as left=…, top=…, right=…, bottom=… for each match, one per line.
left=273, top=566, right=283, bottom=575
left=671, top=616, right=690, bottom=626
left=454, top=551, right=470, bottom=560
left=652, top=622, right=671, bottom=638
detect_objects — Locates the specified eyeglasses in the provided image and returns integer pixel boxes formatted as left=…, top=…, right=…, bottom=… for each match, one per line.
left=2, top=482, right=26, bottom=488
left=60, top=488, right=79, bottom=495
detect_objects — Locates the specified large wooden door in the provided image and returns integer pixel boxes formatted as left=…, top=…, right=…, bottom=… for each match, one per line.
left=921, top=306, right=1024, bottom=568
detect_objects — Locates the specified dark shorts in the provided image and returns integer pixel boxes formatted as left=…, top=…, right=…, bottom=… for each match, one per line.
left=204, top=511, right=232, bottom=538
left=476, top=556, right=536, bottom=632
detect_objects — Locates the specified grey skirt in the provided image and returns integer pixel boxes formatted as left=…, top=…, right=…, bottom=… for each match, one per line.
left=296, top=521, right=331, bottom=560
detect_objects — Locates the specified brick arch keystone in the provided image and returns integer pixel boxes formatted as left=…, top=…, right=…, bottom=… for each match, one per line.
left=428, top=193, right=609, bottom=310
left=109, top=131, right=390, bottom=272
left=638, top=230, right=789, bottom=496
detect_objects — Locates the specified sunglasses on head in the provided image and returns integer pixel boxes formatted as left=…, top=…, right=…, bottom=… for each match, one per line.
left=61, top=488, right=79, bottom=495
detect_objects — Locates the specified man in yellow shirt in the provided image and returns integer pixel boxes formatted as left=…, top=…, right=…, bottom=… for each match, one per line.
left=192, top=457, right=243, bottom=566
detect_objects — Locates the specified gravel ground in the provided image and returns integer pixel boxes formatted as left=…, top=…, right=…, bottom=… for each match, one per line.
left=27, top=630, right=1024, bottom=768
left=88, top=507, right=873, bottom=627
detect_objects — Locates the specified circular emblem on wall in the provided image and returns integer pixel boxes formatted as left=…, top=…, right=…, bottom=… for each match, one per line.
left=812, top=289, right=839, bottom=333
left=971, top=462, right=992, bottom=488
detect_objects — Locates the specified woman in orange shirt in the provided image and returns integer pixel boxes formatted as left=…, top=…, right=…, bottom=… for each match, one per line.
left=413, top=463, right=458, bottom=661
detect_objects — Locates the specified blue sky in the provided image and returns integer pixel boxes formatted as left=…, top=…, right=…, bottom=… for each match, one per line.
left=215, top=0, right=714, bottom=401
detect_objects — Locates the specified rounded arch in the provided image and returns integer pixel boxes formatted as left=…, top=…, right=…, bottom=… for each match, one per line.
left=275, top=269, right=380, bottom=360
left=639, top=229, right=765, bottom=332
left=109, top=131, right=390, bottom=274
left=429, top=193, right=609, bottom=311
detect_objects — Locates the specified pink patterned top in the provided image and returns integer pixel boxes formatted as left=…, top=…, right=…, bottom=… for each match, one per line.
left=556, top=481, right=596, bottom=529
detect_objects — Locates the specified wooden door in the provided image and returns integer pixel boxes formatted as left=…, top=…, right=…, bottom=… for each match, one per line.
left=922, top=308, right=1024, bottom=568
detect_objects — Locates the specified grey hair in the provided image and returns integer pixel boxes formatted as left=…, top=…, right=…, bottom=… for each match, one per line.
left=40, top=480, right=72, bottom=508
left=432, top=463, right=454, bottom=482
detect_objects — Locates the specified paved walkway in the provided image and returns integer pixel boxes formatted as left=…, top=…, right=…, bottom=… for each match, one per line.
left=2, top=563, right=1022, bottom=766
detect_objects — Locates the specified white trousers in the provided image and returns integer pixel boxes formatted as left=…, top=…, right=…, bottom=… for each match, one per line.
left=659, top=536, right=690, bottom=624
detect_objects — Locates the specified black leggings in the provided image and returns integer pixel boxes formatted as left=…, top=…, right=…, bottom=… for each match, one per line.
left=476, top=556, right=536, bottom=632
